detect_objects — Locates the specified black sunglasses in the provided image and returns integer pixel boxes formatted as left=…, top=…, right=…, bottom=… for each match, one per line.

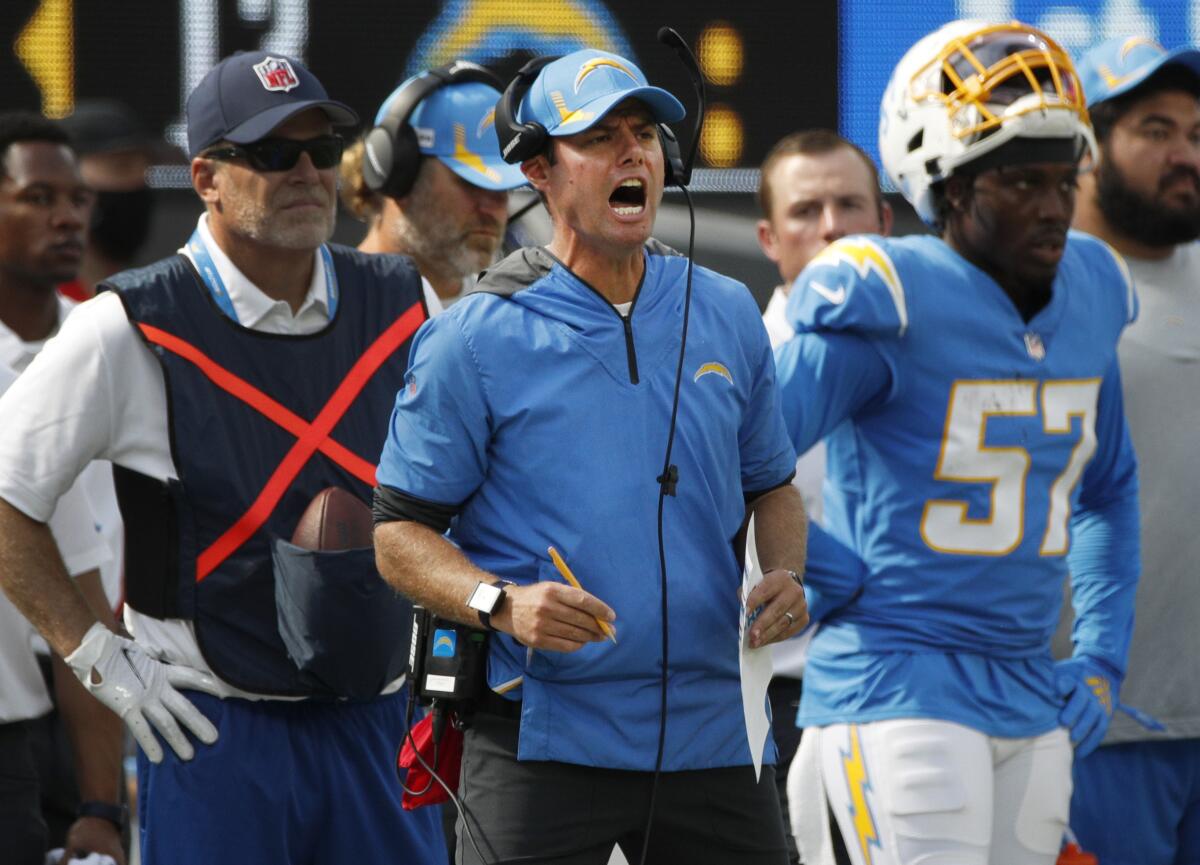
left=202, top=135, right=344, bottom=172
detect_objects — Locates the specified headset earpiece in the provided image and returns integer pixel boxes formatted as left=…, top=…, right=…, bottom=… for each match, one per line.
left=658, top=123, right=685, bottom=188
left=495, top=55, right=560, bottom=165
left=363, top=60, right=504, bottom=200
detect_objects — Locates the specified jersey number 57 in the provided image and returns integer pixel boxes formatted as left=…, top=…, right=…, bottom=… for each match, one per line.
left=920, top=379, right=1100, bottom=556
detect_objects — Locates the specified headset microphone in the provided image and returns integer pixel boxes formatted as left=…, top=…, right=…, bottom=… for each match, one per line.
left=656, top=27, right=707, bottom=186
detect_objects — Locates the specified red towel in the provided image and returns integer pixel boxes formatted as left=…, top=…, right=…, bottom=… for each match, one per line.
left=397, top=712, right=463, bottom=810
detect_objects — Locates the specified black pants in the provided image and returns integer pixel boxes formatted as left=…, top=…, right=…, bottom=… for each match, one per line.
left=768, top=676, right=804, bottom=865
left=0, top=720, right=49, bottom=865
left=455, top=710, right=790, bottom=865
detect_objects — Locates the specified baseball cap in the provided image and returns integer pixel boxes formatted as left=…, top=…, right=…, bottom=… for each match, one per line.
left=186, top=50, right=358, bottom=158
left=374, top=78, right=525, bottom=191
left=518, top=49, right=686, bottom=137
left=1077, top=36, right=1200, bottom=107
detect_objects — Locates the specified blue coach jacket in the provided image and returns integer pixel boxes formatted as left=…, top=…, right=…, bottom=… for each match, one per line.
left=377, top=243, right=797, bottom=770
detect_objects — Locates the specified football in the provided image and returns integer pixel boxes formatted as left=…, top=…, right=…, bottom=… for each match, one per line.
left=291, top=487, right=374, bottom=551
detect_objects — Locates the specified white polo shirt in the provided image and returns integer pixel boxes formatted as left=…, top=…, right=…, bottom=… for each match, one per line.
left=0, top=215, right=435, bottom=699
left=0, top=361, right=110, bottom=723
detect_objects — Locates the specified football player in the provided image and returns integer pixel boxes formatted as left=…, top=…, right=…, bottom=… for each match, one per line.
left=776, top=20, right=1139, bottom=865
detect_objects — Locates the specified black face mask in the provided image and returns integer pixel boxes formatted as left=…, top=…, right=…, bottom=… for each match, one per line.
left=90, top=187, right=154, bottom=263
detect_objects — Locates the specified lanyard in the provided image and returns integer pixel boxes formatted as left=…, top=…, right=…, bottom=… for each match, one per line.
left=186, top=228, right=339, bottom=324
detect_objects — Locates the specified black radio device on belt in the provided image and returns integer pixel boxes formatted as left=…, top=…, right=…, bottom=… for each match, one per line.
left=408, top=605, right=487, bottom=710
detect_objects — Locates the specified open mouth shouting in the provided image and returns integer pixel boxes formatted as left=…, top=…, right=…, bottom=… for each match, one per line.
left=609, top=178, right=646, bottom=217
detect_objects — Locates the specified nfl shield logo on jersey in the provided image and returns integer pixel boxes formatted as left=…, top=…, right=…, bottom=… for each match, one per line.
left=253, top=56, right=300, bottom=92
left=1024, top=332, right=1046, bottom=361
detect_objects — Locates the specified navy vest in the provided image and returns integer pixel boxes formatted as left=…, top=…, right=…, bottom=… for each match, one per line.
left=107, top=246, right=425, bottom=698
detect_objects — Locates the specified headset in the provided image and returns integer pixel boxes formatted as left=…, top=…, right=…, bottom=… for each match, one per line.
left=493, top=48, right=691, bottom=188
left=362, top=60, right=505, bottom=200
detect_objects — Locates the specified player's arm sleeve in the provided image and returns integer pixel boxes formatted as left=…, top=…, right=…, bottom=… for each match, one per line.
left=1066, top=359, right=1140, bottom=680
left=802, top=522, right=869, bottom=622
left=374, top=315, right=491, bottom=529
left=774, top=332, right=891, bottom=455
left=775, top=236, right=901, bottom=454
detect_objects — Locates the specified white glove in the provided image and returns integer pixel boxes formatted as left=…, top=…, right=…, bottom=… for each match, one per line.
left=65, top=622, right=222, bottom=763
left=45, top=850, right=118, bottom=865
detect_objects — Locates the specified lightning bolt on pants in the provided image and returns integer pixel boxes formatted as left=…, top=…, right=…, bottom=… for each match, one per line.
left=805, top=720, right=1071, bottom=865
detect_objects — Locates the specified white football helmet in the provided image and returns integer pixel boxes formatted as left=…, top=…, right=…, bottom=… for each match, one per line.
left=880, top=19, right=1097, bottom=225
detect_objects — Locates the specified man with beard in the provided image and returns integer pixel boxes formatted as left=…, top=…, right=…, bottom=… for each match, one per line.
left=0, top=53, right=444, bottom=864
left=777, top=21, right=1139, bottom=864
left=340, top=62, right=525, bottom=306
left=1055, top=37, right=1200, bottom=865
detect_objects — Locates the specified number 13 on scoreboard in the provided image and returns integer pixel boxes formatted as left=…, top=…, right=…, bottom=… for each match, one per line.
left=920, top=379, right=1101, bottom=557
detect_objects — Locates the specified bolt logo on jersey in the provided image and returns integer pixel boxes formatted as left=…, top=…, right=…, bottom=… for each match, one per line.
left=808, top=238, right=908, bottom=334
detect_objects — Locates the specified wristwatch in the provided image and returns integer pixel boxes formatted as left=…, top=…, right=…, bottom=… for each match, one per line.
left=467, top=580, right=508, bottom=631
left=77, top=800, right=128, bottom=831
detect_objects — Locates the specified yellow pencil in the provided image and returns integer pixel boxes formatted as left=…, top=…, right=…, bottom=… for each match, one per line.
left=547, top=546, right=618, bottom=644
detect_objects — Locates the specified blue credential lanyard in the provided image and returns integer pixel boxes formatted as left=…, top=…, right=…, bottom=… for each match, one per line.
left=186, top=228, right=338, bottom=324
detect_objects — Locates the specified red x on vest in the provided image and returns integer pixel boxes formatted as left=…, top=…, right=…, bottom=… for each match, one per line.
left=138, top=301, right=425, bottom=582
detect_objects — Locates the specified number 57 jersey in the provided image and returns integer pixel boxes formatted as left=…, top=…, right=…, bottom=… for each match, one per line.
left=777, top=232, right=1140, bottom=737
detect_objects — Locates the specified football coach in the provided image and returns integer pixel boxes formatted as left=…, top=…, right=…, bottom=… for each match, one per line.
left=374, top=48, right=809, bottom=865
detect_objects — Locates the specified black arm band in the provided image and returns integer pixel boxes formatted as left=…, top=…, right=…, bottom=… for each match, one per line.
left=77, top=800, right=128, bottom=830
left=744, top=471, right=797, bottom=507
left=372, top=484, right=461, bottom=533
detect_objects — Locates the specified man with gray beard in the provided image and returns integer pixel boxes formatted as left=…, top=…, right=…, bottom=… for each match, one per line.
left=0, top=51, right=445, bottom=864
left=1057, top=36, right=1200, bottom=865
left=340, top=62, right=525, bottom=306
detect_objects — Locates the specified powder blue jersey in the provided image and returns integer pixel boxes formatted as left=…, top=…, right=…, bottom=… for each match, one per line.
left=776, top=232, right=1140, bottom=737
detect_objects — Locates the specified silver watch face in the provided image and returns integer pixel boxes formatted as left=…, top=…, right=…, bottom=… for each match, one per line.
left=467, top=581, right=503, bottom=614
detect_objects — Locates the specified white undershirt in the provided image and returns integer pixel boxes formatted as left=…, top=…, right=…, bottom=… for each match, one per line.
left=0, top=215, right=433, bottom=699
left=761, top=285, right=824, bottom=679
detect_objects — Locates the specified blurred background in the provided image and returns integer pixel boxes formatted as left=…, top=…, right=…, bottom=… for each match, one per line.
left=2, top=0, right=1195, bottom=306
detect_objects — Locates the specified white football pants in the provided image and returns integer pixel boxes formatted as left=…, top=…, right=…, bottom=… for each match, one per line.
left=789, top=719, right=1072, bottom=865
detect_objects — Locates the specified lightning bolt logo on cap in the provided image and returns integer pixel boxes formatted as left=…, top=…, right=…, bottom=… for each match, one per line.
left=574, top=56, right=638, bottom=93
left=452, top=122, right=502, bottom=182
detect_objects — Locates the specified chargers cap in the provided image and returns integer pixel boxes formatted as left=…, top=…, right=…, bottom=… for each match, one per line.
left=518, top=49, right=685, bottom=137
left=187, top=50, right=358, bottom=158
left=1077, top=36, right=1200, bottom=107
left=374, top=78, right=525, bottom=191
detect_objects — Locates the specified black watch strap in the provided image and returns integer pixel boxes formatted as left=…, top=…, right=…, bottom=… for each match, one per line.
left=77, top=800, right=128, bottom=830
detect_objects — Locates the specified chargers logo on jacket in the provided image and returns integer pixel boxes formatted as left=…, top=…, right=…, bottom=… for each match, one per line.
left=693, top=362, right=733, bottom=385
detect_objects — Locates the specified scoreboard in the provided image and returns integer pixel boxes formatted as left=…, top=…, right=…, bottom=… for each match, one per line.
left=3, top=0, right=839, bottom=169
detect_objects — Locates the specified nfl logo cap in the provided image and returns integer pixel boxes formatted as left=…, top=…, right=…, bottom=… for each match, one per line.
left=519, top=49, right=686, bottom=137
left=1077, top=36, right=1200, bottom=107
left=374, top=78, right=526, bottom=191
left=186, top=50, right=358, bottom=158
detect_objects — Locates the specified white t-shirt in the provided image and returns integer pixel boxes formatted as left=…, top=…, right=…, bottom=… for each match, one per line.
left=763, top=285, right=823, bottom=679
left=0, top=294, right=124, bottom=610
left=0, top=362, right=110, bottom=722
left=0, top=215, right=432, bottom=699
